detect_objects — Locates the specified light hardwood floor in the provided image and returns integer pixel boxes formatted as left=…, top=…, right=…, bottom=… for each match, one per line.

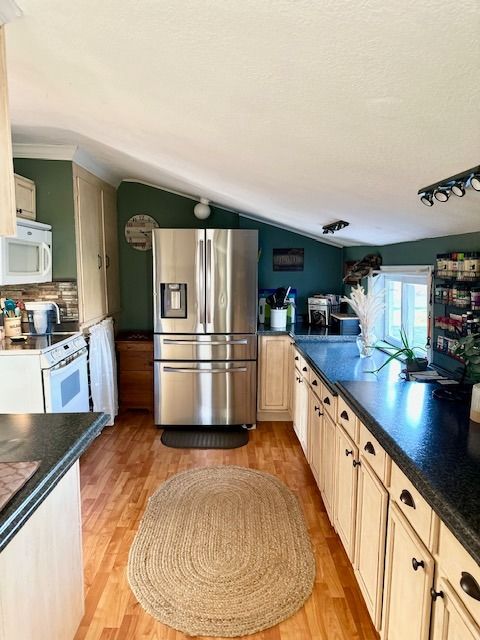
left=74, top=412, right=378, bottom=640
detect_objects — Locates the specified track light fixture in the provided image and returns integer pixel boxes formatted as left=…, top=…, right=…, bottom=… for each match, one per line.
left=322, top=220, right=350, bottom=234
left=418, top=164, right=480, bottom=206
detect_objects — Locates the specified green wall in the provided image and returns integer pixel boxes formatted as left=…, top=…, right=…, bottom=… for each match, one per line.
left=13, top=159, right=77, bottom=279
left=117, top=181, right=344, bottom=330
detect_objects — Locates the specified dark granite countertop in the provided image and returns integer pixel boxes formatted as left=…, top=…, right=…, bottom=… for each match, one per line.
left=258, top=322, right=357, bottom=339
left=0, top=412, right=108, bottom=552
left=287, top=337, right=479, bottom=564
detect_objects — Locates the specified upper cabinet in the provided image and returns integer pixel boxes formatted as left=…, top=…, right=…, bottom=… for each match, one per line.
left=0, top=26, right=16, bottom=237
left=73, top=164, right=120, bottom=328
left=14, top=173, right=36, bottom=220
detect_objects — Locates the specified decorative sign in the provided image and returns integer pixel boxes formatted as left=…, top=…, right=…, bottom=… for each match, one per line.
left=273, top=248, right=304, bottom=271
left=124, top=214, right=159, bottom=251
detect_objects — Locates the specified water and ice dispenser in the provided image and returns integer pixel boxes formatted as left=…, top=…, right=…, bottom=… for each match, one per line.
left=161, top=283, right=187, bottom=318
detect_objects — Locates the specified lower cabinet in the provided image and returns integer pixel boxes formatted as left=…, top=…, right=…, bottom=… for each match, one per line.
left=257, top=335, right=292, bottom=420
left=321, top=410, right=336, bottom=523
left=333, top=425, right=358, bottom=562
left=308, top=389, right=323, bottom=486
left=354, top=455, right=389, bottom=629
left=381, top=503, right=434, bottom=640
left=293, top=366, right=308, bottom=454
left=431, top=576, right=480, bottom=640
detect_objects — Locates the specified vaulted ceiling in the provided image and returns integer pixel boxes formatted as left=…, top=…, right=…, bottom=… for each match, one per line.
left=4, top=0, right=480, bottom=246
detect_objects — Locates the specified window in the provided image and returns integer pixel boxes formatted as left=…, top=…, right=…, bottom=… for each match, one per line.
left=374, top=268, right=430, bottom=351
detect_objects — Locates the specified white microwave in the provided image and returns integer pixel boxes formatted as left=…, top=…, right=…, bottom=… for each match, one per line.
left=0, top=217, right=52, bottom=285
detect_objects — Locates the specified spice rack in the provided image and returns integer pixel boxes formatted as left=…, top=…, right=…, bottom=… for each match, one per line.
left=433, top=252, right=480, bottom=362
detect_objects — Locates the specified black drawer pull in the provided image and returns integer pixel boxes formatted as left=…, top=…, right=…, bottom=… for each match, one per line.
left=323, top=397, right=331, bottom=405
left=400, top=489, right=416, bottom=509
left=412, top=558, right=424, bottom=571
left=460, top=572, right=480, bottom=601
left=364, top=441, right=376, bottom=455
left=298, top=377, right=303, bottom=383
left=340, top=410, right=349, bottom=420
left=294, top=356, right=299, bottom=361
left=345, top=449, right=353, bottom=457
left=317, top=409, right=323, bottom=417
left=312, top=379, right=318, bottom=386
left=314, top=405, right=320, bottom=412
left=302, top=366, right=308, bottom=372
left=430, top=588, right=444, bottom=601
left=353, top=459, right=361, bottom=468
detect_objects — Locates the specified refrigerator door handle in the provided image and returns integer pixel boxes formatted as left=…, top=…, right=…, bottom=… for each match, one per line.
left=163, top=338, right=248, bottom=346
left=206, top=238, right=212, bottom=325
left=164, top=366, right=248, bottom=374
left=198, top=238, right=206, bottom=327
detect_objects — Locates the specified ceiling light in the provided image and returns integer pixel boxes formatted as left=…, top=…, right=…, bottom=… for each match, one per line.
left=193, top=198, right=211, bottom=220
left=433, top=187, right=449, bottom=202
left=322, top=220, right=349, bottom=234
left=470, top=173, right=480, bottom=191
left=451, top=181, right=466, bottom=197
left=420, top=192, right=434, bottom=207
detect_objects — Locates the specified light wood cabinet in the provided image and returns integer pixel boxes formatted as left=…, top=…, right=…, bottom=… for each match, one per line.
left=431, top=576, right=480, bottom=640
left=381, top=503, right=434, bottom=640
left=73, top=164, right=120, bottom=328
left=14, top=173, right=36, bottom=220
left=308, top=388, right=323, bottom=486
left=293, top=364, right=308, bottom=454
left=334, top=425, right=359, bottom=561
left=101, top=186, right=120, bottom=315
left=0, top=26, right=16, bottom=237
left=321, top=410, right=336, bottom=524
left=354, top=454, right=389, bottom=629
left=257, top=335, right=292, bottom=420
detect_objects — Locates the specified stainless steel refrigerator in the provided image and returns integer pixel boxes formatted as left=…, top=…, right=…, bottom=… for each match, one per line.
left=152, top=228, right=258, bottom=427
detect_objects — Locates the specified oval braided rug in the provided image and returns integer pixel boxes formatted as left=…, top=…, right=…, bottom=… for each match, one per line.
left=127, top=465, right=315, bottom=637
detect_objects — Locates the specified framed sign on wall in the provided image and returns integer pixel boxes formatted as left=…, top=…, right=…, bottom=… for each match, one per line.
left=273, top=248, right=304, bottom=271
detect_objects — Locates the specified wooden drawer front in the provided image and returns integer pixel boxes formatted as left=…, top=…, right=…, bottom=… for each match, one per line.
left=293, top=348, right=303, bottom=372
left=438, top=522, right=480, bottom=623
left=359, top=421, right=391, bottom=486
left=119, top=371, right=153, bottom=409
left=337, top=395, right=359, bottom=442
left=390, top=462, right=436, bottom=549
left=320, top=383, right=337, bottom=420
left=119, top=350, right=153, bottom=371
left=308, top=368, right=321, bottom=396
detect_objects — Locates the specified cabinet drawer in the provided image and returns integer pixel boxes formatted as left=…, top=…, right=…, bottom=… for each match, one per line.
left=320, top=383, right=337, bottom=420
left=308, top=368, right=322, bottom=396
left=337, top=395, right=359, bottom=442
left=438, top=522, right=480, bottom=623
left=359, top=421, right=391, bottom=485
left=390, top=462, right=437, bottom=549
left=118, top=350, right=153, bottom=371
left=292, top=347, right=303, bottom=371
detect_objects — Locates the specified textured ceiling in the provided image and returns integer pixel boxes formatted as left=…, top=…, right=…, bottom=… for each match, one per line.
left=4, top=0, right=480, bottom=246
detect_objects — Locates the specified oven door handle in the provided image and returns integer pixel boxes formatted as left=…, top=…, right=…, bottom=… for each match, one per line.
left=164, top=366, right=247, bottom=374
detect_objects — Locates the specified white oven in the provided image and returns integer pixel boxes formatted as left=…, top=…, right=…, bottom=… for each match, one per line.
left=0, top=218, right=52, bottom=285
left=42, top=347, right=89, bottom=413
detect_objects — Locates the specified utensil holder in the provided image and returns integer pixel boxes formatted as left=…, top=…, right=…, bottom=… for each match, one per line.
left=4, top=317, right=22, bottom=338
left=270, top=308, right=287, bottom=329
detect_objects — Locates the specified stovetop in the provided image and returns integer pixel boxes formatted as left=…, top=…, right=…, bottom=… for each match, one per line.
left=0, top=333, right=86, bottom=365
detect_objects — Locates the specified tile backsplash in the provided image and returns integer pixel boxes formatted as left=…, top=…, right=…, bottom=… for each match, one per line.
left=0, top=280, right=79, bottom=321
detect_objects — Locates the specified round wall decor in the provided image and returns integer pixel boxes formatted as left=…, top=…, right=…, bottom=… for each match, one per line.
left=124, top=214, right=159, bottom=251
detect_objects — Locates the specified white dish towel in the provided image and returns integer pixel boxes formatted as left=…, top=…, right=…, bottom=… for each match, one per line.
left=89, top=317, right=118, bottom=426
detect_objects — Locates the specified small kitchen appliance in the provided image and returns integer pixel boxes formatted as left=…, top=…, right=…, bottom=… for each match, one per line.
left=24, top=301, right=61, bottom=335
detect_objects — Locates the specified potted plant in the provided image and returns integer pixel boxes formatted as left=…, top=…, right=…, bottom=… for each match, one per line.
left=453, top=333, right=480, bottom=384
left=368, top=327, right=428, bottom=375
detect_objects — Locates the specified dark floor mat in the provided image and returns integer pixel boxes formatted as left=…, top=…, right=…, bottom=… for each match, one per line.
left=160, top=427, right=249, bottom=449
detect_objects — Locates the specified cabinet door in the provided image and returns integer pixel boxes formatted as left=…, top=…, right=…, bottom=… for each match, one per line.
left=431, top=576, right=480, bottom=640
left=293, top=370, right=308, bottom=454
left=258, top=336, right=291, bottom=411
left=14, top=174, right=36, bottom=220
left=334, top=425, right=359, bottom=561
left=0, top=27, right=16, bottom=237
left=74, top=168, right=106, bottom=326
left=321, top=411, right=336, bottom=524
left=308, top=390, right=323, bottom=486
left=381, top=503, right=434, bottom=640
left=354, top=456, right=389, bottom=630
left=101, top=186, right=120, bottom=315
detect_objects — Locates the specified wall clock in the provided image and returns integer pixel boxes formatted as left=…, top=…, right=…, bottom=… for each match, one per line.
left=124, top=214, right=159, bottom=251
